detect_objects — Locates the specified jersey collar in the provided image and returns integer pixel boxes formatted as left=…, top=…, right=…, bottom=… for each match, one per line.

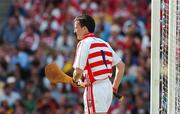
left=81, top=33, right=95, bottom=40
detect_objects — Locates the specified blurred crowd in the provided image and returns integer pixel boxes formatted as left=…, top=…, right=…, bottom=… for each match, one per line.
left=0, top=0, right=151, bottom=114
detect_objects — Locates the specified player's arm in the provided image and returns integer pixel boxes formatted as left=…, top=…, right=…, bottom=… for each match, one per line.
left=73, top=41, right=90, bottom=87
left=112, top=61, right=125, bottom=93
left=106, top=42, right=125, bottom=92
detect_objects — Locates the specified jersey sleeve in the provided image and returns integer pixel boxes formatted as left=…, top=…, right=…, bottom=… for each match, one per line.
left=73, top=41, right=90, bottom=70
left=106, top=43, right=122, bottom=66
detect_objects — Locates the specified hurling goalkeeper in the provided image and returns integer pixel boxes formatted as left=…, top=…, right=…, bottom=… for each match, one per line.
left=72, top=14, right=125, bottom=114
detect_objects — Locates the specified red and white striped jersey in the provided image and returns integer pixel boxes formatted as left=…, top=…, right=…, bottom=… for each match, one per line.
left=73, top=33, right=121, bottom=81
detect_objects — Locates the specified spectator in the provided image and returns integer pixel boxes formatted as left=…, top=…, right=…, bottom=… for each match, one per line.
left=13, top=100, right=26, bottom=114
left=108, top=24, right=122, bottom=48
left=40, top=29, right=55, bottom=48
left=19, top=24, right=40, bottom=53
left=131, top=96, right=149, bottom=114
left=123, top=13, right=146, bottom=37
left=0, top=100, right=13, bottom=114
left=8, top=46, right=29, bottom=71
left=8, top=0, right=26, bottom=17
left=37, top=90, right=59, bottom=114
left=0, top=16, right=23, bottom=46
left=46, top=48, right=65, bottom=69
left=23, top=92, right=36, bottom=113
left=0, top=83, right=21, bottom=107
left=55, top=29, right=74, bottom=57
left=95, top=12, right=111, bottom=41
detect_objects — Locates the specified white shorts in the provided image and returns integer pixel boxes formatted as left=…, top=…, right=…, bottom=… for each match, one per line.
left=83, top=78, right=113, bottom=114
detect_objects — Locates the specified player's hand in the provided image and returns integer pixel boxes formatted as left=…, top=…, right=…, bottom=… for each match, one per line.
left=112, top=87, right=124, bottom=101
left=73, top=79, right=91, bottom=88
left=79, top=81, right=91, bottom=87
left=113, top=87, right=118, bottom=94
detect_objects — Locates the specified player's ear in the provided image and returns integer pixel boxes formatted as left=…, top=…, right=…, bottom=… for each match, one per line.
left=83, top=26, right=88, bottom=32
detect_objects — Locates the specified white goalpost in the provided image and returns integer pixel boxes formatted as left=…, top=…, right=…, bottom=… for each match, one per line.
left=151, top=0, right=180, bottom=114
left=151, top=0, right=160, bottom=114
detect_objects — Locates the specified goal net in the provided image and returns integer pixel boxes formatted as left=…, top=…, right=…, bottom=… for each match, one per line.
left=151, top=0, right=180, bottom=114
